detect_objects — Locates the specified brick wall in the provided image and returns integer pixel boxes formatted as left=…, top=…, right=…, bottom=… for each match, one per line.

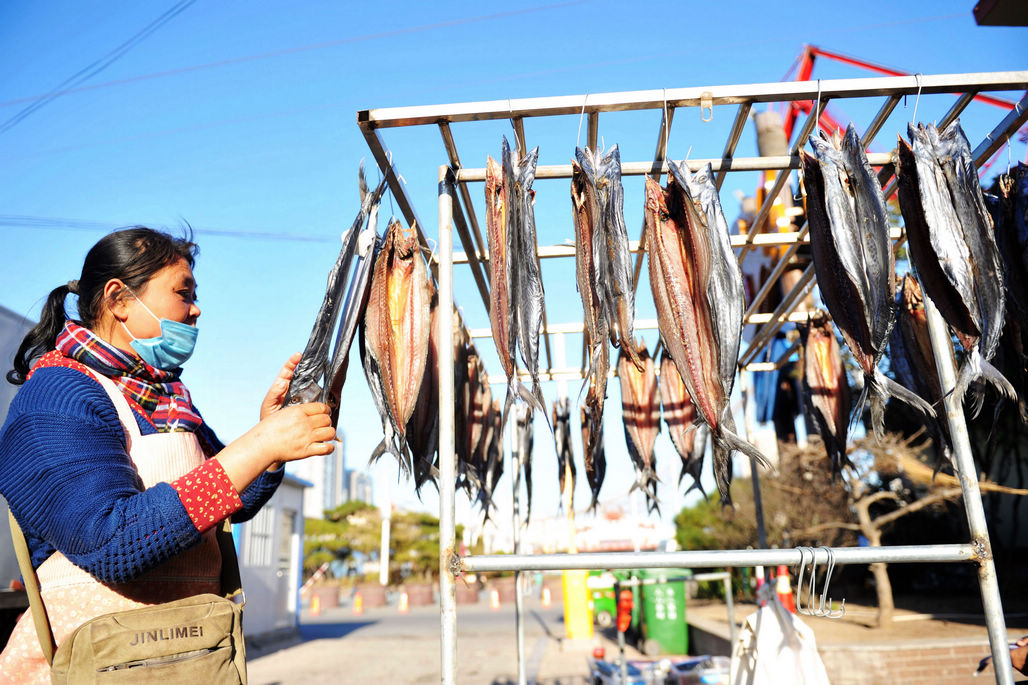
left=819, top=639, right=999, bottom=685
left=688, top=619, right=1012, bottom=684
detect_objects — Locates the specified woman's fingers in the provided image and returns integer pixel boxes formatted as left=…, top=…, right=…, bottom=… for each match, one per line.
left=299, top=402, right=331, bottom=416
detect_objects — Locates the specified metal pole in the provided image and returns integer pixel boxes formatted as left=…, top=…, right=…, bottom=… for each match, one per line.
left=437, top=166, right=458, bottom=685
left=460, top=543, right=977, bottom=573
left=513, top=422, right=526, bottom=685
left=922, top=292, right=1014, bottom=685
left=741, top=373, right=769, bottom=550
left=723, top=575, right=736, bottom=650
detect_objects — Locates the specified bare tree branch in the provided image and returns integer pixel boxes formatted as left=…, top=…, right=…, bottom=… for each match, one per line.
left=795, top=521, right=862, bottom=536
left=872, top=487, right=963, bottom=529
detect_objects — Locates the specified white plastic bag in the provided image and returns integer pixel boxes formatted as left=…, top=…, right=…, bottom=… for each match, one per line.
left=730, top=594, right=831, bottom=685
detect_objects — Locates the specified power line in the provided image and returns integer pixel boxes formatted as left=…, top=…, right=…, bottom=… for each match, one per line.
left=0, top=214, right=338, bottom=244
left=0, top=0, right=197, bottom=137
left=0, top=0, right=593, bottom=111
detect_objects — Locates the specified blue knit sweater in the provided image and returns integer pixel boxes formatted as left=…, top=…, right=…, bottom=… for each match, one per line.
left=0, top=366, right=283, bottom=583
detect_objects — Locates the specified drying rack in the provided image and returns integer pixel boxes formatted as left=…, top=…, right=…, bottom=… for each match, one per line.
left=357, top=71, right=1028, bottom=685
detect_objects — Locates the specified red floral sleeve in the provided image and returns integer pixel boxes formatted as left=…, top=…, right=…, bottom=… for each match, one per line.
left=170, top=459, right=243, bottom=533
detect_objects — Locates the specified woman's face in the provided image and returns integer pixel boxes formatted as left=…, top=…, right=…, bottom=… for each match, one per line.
left=123, top=258, right=201, bottom=339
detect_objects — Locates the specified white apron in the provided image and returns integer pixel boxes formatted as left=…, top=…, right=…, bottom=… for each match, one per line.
left=0, top=368, right=223, bottom=684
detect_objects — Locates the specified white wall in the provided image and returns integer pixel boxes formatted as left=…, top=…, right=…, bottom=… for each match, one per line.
left=237, top=475, right=308, bottom=640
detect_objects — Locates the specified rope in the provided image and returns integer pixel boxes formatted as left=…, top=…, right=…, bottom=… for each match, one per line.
left=575, top=93, right=589, bottom=150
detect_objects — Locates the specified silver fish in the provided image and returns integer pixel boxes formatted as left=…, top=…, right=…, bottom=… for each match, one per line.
left=897, top=121, right=1015, bottom=416
left=804, top=125, right=934, bottom=439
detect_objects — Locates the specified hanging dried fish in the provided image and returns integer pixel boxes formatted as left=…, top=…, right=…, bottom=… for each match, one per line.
left=646, top=161, right=770, bottom=505
left=896, top=122, right=1015, bottom=416
left=486, top=137, right=547, bottom=428
left=889, top=274, right=954, bottom=465
left=658, top=349, right=708, bottom=499
left=407, top=290, right=440, bottom=495
left=515, top=405, right=535, bottom=524
left=618, top=339, right=660, bottom=513
left=573, top=145, right=644, bottom=367
left=477, top=400, right=504, bottom=522
left=287, top=164, right=386, bottom=418
left=362, top=219, right=432, bottom=475
left=802, top=125, right=934, bottom=440
left=581, top=400, right=605, bottom=511
left=552, top=398, right=576, bottom=511
left=800, top=312, right=852, bottom=473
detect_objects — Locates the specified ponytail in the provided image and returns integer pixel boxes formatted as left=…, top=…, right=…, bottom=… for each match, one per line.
left=6, top=283, right=73, bottom=385
left=5, top=227, right=197, bottom=386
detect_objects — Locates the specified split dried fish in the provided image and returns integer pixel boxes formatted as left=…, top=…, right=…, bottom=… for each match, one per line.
left=486, top=137, right=547, bottom=428
left=646, top=160, right=770, bottom=505
left=362, top=218, right=432, bottom=474
left=889, top=274, right=953, bottom=465
left=803, top=125, right=933, bottom=440
left=618, top=340, right=660, bottom=513
left=286, top=164, right=386, bottom=418
left=581, top=400, right=606, bottom=512
left=552, top=398, right=576, bottom=511
left=896, top=122, right=1015, bottom=417
left=800, top=312, right=851, bottom=473
left=572, top=145, right=643, bottom=367
left=659, top=349, right=708, bottom=499
left=515, top=404, right=535, bottom=523
left=407, top=289, right=440, bottom=495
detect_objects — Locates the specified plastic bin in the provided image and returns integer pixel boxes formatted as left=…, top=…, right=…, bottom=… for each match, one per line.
left=667, top=655, right=730, bottom=684
left=637, top=568, right=690, bottom=655
left=587, top=570, right=618, bottom=628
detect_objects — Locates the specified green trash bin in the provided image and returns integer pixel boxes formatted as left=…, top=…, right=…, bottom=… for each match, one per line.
left=586, top=570, right=617, bottom=628
left=638, top=568, right=690, bottom=656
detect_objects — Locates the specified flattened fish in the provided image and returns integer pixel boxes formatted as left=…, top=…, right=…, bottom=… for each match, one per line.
left=896, top=122, right=1015, bottom=416
left=572, top=145, right=643, bottom=368
left=659, top=348, right=708, bottom=499
left=618, top=340, right=660, bottom=513
left=363, top=219, right=432, bottom=472
left=800, top=312, right=851, bottom=473
left=803, top=125, right=934, bottom=440
left=645, top=161, right=770, bottom=505
left=288, top=164, right=386, bottom=414
left=889, top=274, right=953, bottom=464
left=552, top=398, right=576, bottom=511
left=486, top=137, right=547, bottom=428
left=581, top=399, right=606, bottom=511
left=479, top=400, right=504, bottom=522
left=515, top=405, right=535, bottom=523
left=407, top=290, right=440, bottom=495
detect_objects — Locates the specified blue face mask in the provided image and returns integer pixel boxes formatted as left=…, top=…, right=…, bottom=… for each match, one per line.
left=120, top=296, right=198, bottom=370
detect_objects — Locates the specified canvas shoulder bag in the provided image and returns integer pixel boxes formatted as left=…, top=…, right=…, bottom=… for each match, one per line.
left=9, top=512, right=248, bottom=684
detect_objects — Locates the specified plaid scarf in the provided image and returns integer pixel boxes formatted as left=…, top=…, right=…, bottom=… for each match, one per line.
left=53, top=321, right=203, bottom=433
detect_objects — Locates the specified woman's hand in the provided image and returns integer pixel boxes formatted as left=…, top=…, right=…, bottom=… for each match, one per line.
left=260, top=352, right=302, bottom=420
left=217, top=401, right=335, bottom=493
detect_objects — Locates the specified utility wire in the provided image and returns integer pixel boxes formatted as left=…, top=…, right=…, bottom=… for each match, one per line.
left=0, top=0, right=592, bottom=111
left=0, top=214, right=337, bottom=244
left=0, top=0, right=197, bottom=137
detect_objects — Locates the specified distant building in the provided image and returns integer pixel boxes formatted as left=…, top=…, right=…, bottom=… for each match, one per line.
left=347, top=469, right=373, bottom=505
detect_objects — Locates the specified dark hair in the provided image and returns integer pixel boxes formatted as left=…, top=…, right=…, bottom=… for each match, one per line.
left=6, top=227, right=198, bottom=385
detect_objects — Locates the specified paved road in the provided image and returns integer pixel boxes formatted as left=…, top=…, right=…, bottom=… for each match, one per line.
left=247, top=594, right=639, bottom=684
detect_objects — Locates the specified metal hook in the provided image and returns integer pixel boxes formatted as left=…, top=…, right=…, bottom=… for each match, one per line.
left=576, top=93, right=589, bottom=150
left=508, top=98, right=522, bottom=153
left=911, top=73, right=923, bottom=125
left=795, top=546, right=816, bottom=615
left=817, top=547, right=846, bottom=618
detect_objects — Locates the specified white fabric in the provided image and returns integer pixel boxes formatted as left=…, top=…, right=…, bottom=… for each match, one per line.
left=730, top=595, right=831, bottom=685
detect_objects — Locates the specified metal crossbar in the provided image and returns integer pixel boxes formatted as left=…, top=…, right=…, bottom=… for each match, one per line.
left=359, top=70, right=1028, bottom=685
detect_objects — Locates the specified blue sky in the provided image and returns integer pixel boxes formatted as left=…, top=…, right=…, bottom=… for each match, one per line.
left=1, top=1, right=1025, bottom=528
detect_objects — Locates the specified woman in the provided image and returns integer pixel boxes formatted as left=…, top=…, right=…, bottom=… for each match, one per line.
left=0, top=227, right=334, bottom=681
